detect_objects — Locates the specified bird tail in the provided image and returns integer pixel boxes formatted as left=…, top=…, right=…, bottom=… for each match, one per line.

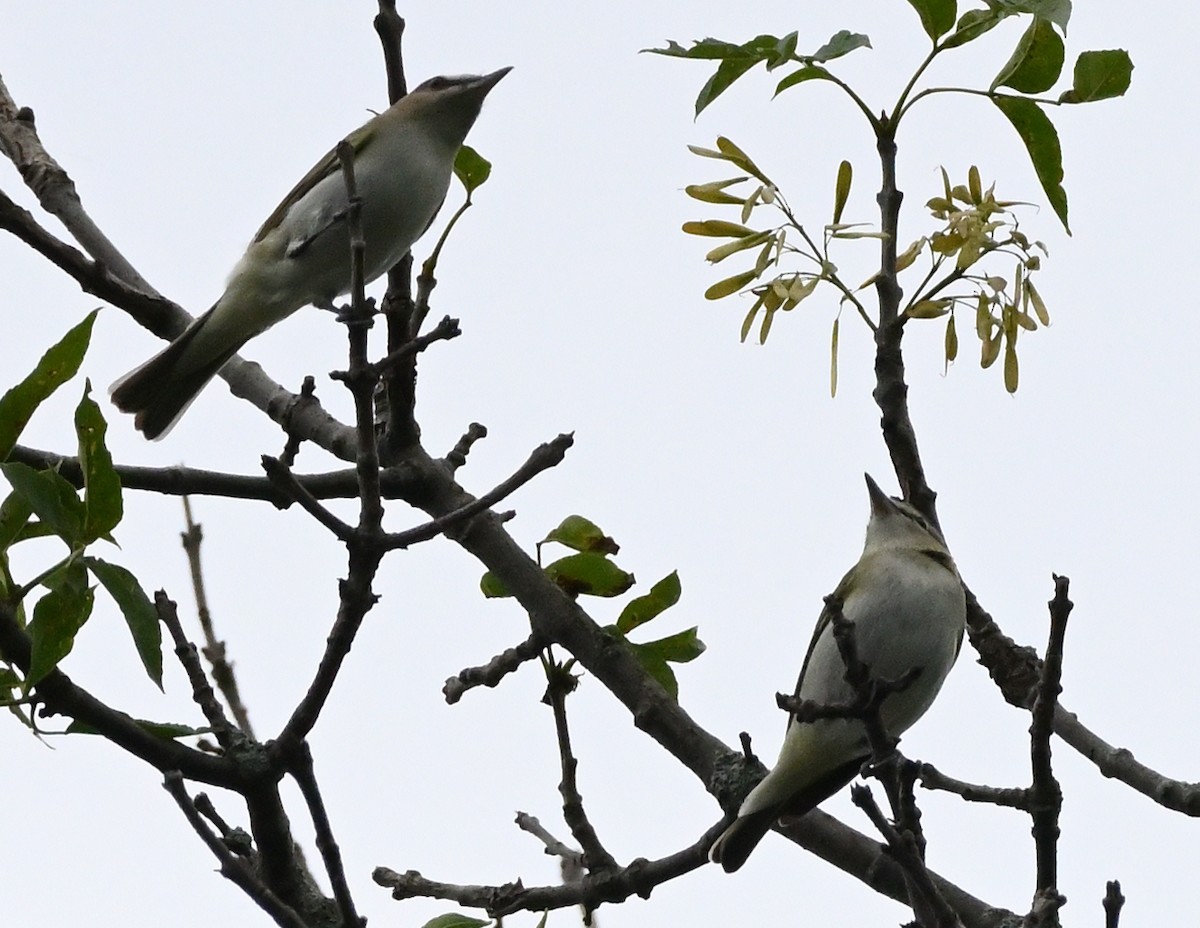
left=110, top=305, right=236, bottom=440
left=708, top=808, right=778, bottom=873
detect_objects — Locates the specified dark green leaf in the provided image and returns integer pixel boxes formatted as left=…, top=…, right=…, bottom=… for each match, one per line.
left=992, top=96, right=1069, bottom=233
left=626, top=639, right=680, bottom=700
left=0, top=310, right=98, bottom=461
left=85, top=557, right=162, bottom=689
left=26, top=562, right=93, bottom=686
left=774, top=64, right=832, bottom=97
left=991, top=17, right=1064, bottom=94
left=75, top=382, right=122, bottom=543
left=545, top=553, right=634, bottom=598
left=453, top=145, right=492, bottom=194
left=479, top=571, right=512, bottom=598
left=66, top=718, right=209, bottom=739
left=0, top=490, right=34, bottom=551
left=906, top=0, right=957, bottom=41
left=941, top=8, right=1008, bottom=49
left=641, top=38, right=746, bottom=60
left=539, top=515, right=619, bottom=555
left=810, top=30, right=872, bottom=62
left=992, top=0, right=1071, bottom=33
left=617, top=571, right=682, bottom=633
left=420, top=914, right=492, bottom=928
left=705, top=269, right=759, bottom=300
left=695, top=56, right=759, bottom=116
left=1059, top=49, right=1133, bottom=103
left=637, top=626, right=706, bottom=664
left=0, top=462, right=85, bottom=547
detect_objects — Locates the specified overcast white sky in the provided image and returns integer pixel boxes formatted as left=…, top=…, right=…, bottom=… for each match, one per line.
left=2, top=2, right=1197, bottom=926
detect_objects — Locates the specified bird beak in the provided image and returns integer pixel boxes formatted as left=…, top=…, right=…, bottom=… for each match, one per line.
left=473, top=67, right=513, bottom=93
left=864, top=472, right=895, bottom=516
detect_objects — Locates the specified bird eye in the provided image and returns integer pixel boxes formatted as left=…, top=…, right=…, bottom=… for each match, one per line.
left=427, top=76, right=452, bottom=91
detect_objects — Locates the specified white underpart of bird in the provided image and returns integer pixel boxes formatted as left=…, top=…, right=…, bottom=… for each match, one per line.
left=709, top=473, right=966, bottom=873
left=111, top=67, right=510, bottom=440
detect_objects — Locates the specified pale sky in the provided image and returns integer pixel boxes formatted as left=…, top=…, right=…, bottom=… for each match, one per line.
left=2, top=3, right=1197, bottom=926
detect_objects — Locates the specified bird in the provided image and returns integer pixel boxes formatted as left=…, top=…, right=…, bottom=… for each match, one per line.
left=111, top=67, right=511, bottom=439
left=709, top=473, right=966, bottom=873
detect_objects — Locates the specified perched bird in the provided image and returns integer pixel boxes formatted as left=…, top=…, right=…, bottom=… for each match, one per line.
left=709, top=473, right=966, bottom=873
left=111, top=67, right=511, bottom=439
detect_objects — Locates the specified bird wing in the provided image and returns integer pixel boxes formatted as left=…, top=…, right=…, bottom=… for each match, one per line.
left=785, top=562, right=858, bottom=731
left=250, top=119, right=381, bottom=246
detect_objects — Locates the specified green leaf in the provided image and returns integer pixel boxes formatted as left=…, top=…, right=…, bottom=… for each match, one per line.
left=906, top=0, right=957, bottom=42
left=0, top=310, right=98, bottom=461
left=479, top=571, right=512, bottom=598
left=705, top=269, right=759, bottom=300
left=715, top=136, right=770, bottom=183
left=774, top=64, right=832, bottom=97
left=832, top=160, right=852, bottom=225
left=992, top=96, right=1069, bottom=233
left=993, top=0, right=1071, bottom=33
left=810, top=30, right=872, bottom=63
left=75, top=382, right=122, bottom=543
left=0, top=490, right=34, bottom=551
left=642, top=38, right=745, bottom=61
left=945, top=312, right=959, bottom=370
left=66, top=718, right=209, bottom=739
left=991, top=17, right=1064, bottom=94
left=830, top=317, right=840, bottom=398
left=420, top=916, right=492, bottom=928
left=685, top=177, right=750, bottom=205
left=695, top=56, right=759, bottom=116
left=625, top=638, right=679, bottom=699
left=681, top=219, right=758, bottom=238
left=85, top=557, right=162, bottom=689
left=539, top=515, right=619, bottom=556
left=706, top=232, right=773, bottom=264
left=1059, top=49, right=1133, bottom=103
left=453, top=145, right=492, bottom=194
left=638, top=626, right=706, bottom=664
left=941, top=8, right=1008, bottom=49
left=617, top=571, right=682, bottom=633
left=1004, top=342, right=1019, bottom=392
left=26, top=561, right=93, bottom=686
left=0, top=462, right=85, bottom=547
left=545, top=552, right=634, bottom=598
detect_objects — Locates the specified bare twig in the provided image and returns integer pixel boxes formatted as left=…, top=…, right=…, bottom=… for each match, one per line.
left=157, top=592, right=236, bottom=748
left=9, top=444, right=423, bottom=504
left=260, top=455, right=355, bottom=541
left=181, top=500, right=255, bottom=738
left=163, top=772, right=308, bottom=928
left=1102, top=880, right=1124, bottom=928
left=287, top=742, right=363, bottom=928
left=916, top=762, right=1030, bottom=810
left=444, top=422, right=488, bottom=473
left=851, top=785, right=962, bottom=928
left=444, top=633, right=544, bottom=704
left=374, top=819, right=725, bottom=919
left=384, top=433, right=574, bottom=550
left=543, top=652, right=618, bottom=874
left=1029, top=576, right=1071, bottom=899
left=515, top=811, right=584, bottom=868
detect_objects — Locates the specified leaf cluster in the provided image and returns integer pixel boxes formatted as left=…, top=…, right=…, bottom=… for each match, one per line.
left=481, top=515, right=703, bottom=699
left=0, top=313, right=162, bottom=721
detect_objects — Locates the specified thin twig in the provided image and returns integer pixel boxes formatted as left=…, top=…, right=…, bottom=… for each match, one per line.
left=1030, top=576, right=1071, bottom=897
left=851, top=785, right=962, bottom=928
left=916, top=762, right=1030, bottom=810
left=444, top=633, right=544, bottom=704
left=544, top=652, right=618, bottom=873
left=163, top=772, right=308, bottom=928
left=384, top=433, right=575, bottom=550
left=287, top=742, right=362, bottom=928
left=444, top=422, right=488, bottom=473
left=515, top=811, right=584, bottom=868
left=181, top=499, right=256, bottom=738
left=261, top=456, right=355, bottom=541
left=157, top=592, right=236, bottom=747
